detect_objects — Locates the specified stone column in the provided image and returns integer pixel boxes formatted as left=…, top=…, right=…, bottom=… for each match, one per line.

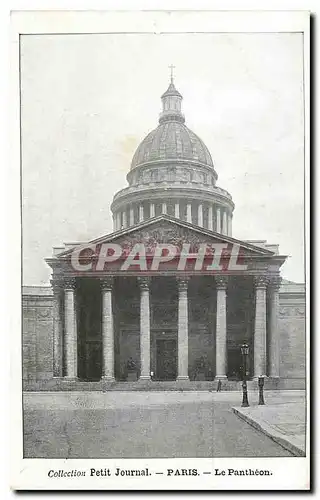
left=122, top=211, right=127, bottom=228
left=216, top=207, right=221, bottom=233
left=64, top=278, right=77, bottom=378
left=186, top=203, right=192, bottom=223
left=254, top=276, right=269, bottom=378
left=198, top=203, right=203, bottom=227
left=150, top=203, right=155, bottom=218
left=116, top=212, right=121, bottom=230
left=177, top=278, right=189, bottom=380
left=138, top=277, right=151, bottom=380
left=162, top=202, right=167, bottom=214
left=215, top=276, right=228, bottom=379
left=269, top=276, right=282, bottom=378
left=100, top=277, right=115, bottom=381
left=139, top=204, right=144, bottom=222
left=175, top=202, right=180, bottom=219
left=222, top=211, right=227, bottom=235
left=129, top=206, right=134, bottom=226
left=228, top=214, right=232, bottom=236
left=208, top=205, right=213, bottom=231
left=51, top=280, right=63, bottom=377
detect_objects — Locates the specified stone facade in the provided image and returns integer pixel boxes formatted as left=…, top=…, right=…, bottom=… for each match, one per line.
left=22, top=78, right=305, bottom=391
left=22, top=277, right=305, bottom=389
left=278, top=282, right=306, bottom=388
left=22, top=287, right=54, bottom=383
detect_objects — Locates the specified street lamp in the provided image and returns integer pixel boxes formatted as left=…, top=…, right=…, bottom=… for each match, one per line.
left=258, top=376, right=265, bottom=405
left=240, top=343, right=249, bottom=407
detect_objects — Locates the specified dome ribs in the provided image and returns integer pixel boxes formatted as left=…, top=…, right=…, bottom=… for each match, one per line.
left=130, top=120, right=214, bottom=169
left=130, top=85, right=214, bottom=170
left=149, top=127, right=161, bottom=162
left=180, top=124, right=192, bottom=160
left=165, top=123, right=177, bottom=159
left=175, top=123, right=183, bottom=158
left=159, top=123, right=169, bottom=160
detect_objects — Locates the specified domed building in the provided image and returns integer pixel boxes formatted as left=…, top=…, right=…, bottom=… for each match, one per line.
left=111, top=78, right=234, bottom=236
left=22, top=77, right=306, bottom=392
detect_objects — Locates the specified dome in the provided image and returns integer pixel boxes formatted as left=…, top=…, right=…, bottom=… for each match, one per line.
left=112, top=75, right=234, bottom=236
left=130, top=78, right=214, bottom=171
left=131, top=121, right=214, bottom=170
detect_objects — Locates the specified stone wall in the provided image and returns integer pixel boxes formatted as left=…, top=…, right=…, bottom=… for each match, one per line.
left=22, top=287, right=54, bottom=383
left=278, top=282, right=306, bottom=388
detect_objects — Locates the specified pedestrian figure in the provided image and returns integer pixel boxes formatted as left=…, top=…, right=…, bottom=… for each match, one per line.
left=217, top=379, right=222, bottom=392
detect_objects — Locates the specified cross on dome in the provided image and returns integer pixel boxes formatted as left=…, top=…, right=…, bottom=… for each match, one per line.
left=169, top=64, right=176, bottom=83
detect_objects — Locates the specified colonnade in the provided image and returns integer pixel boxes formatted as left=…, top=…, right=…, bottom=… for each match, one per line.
left=113, top=201, right=232, bottom=236
left=51, top=275, right=281, bottom=381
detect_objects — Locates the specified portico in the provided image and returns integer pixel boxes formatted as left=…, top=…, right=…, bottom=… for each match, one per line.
left=48, top=216, right=284, bottom=385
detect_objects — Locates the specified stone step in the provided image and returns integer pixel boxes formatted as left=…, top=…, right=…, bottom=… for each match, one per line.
left=23, top=377, right=291, bottom=392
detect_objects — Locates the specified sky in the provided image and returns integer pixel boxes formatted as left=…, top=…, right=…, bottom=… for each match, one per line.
left=20, top=32, right=305, bottom=285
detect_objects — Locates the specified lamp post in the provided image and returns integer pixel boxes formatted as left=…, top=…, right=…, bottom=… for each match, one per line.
left=240, top=343, right=249, bottom=407
left=258, top=376, right=265, bottom=405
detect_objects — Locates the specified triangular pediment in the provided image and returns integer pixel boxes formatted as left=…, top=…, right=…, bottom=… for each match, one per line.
left=56, top=215, right=274, bottom=258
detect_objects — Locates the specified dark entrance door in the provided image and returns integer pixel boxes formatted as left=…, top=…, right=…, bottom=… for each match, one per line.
left=85, top=341, right=102, bottom=381
left=156, top=339, right=177, bottom=380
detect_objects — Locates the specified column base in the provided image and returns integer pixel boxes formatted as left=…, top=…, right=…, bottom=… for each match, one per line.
left=253, top=376, right=280, bottom=390
left=214, top=375, right=228, bottom=380
left=177, top=376, right=189, bottom=381
left=139, top=375, right=151, bottom=381
left=101, top=376, right=115, bottom=382
left=61, top=376, right=78, bottom=381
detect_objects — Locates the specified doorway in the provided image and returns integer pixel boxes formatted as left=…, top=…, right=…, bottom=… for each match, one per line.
left=156, top=339, right=177, bottom=380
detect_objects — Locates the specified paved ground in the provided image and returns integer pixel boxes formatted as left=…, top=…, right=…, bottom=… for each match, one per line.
left=23, top=391, right=303, bottom=458
left=233, top=401, right=306, bottom=456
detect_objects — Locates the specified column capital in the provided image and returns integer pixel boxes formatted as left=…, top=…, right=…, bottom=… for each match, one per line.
left=254, top=275, right=269, bottom=289
left=50, top=279, right=63, bottom=294
left=100, top=277, right=114, bottom=291
left=215, top=275, right=228, bottom=290
left=269, top=276, right=282, bottom=290
left=63, top=277, right=76, bottom=291
left=177, top=277, right=189, bottom=292
left=138, top=276, right=151, bottom=290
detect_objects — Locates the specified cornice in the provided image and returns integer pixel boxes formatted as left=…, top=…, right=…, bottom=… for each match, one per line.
left=111, top=184, right=234, bottom=212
